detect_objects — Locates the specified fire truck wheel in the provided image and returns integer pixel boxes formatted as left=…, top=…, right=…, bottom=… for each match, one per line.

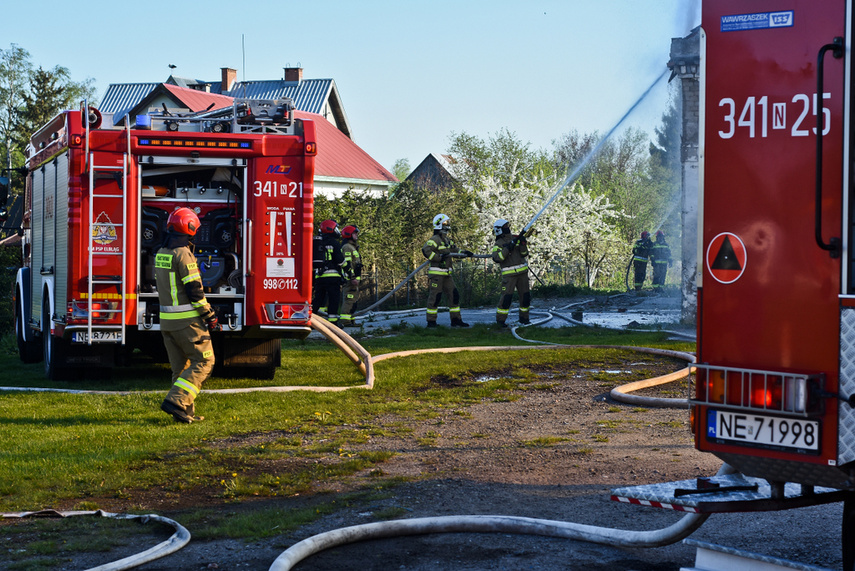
left=42, top=300, right=71, bottom=381
left=16, top=294, right=41, bottom=364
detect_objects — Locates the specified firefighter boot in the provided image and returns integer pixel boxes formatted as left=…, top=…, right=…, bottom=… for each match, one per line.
left=186, top=402, right=205, bottom=422
left=450, top=317, right=470, bottom=327
left=161, top=399, right=196, bottom=424
left=426, top=321, right=438, bottom=328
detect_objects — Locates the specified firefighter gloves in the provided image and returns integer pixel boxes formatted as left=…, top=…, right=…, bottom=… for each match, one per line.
left=206, top=315, right=221, bottom=332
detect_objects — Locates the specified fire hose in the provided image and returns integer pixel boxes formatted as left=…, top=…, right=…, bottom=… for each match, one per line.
left=0, top=308, right=698, bottom=569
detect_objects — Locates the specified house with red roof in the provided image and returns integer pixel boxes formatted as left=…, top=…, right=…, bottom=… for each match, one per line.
left=99, top=68, right=396, bottom=197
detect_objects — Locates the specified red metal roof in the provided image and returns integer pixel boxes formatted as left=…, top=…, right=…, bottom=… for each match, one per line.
left=161, top=84, right=235, bottom=112
left=153, top=85, right=395, bottom=184
left=295, top=111, right=397, bottom=183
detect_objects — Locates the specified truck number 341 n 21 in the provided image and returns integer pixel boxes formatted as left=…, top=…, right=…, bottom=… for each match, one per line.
left=718, top=93, right=832, bottom=139
left=253, top=180, right=303, bottom=198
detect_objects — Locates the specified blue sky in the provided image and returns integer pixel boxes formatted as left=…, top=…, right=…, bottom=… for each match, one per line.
left=5, top=0, right=699, bottom=174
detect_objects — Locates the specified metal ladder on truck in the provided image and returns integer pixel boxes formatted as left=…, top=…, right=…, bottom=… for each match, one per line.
left=85, top=151, right=128, bottom=345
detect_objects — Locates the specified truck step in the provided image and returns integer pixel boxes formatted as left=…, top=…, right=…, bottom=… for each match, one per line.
left=681, top=539, right=833, bottom=571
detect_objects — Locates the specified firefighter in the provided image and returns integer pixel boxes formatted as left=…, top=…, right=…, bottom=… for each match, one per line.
left=650, top=230, right=672, bottom=290
left=156, top=207, right=220, bottom=424
left=312, top=219, right=345, bottom=325
left=338, top=225, right=362, bottom=327
left=632, top=231, right=653, bottom=291
left=422, top=213, right=473, bottom=327
left=491, top=219, right=530, bottom=327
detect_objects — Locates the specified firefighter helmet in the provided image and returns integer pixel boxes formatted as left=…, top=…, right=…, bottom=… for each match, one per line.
left=641, top=231, right=650, bottom=240
left=493, top=219, right=510, bottom=237
left=433, top=214, right=450, bottom=230
left=320, top=219, right=340, bottom=235
left=167, top=207, right=201, bottom=236
left=342, top=225, right=358, bottom=239
left=656, top=230, right=665, bottom=238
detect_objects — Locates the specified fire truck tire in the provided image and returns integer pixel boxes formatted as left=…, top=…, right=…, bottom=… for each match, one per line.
left=844, top=492, right=855, bottom=571
left=16, top=294, right=41, bottom=364
left=42, top=299, right=71, bottom=381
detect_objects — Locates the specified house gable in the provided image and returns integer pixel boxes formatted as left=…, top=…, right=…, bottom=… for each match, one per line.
left=406, top=153, right=458, bottom=191
left=100, top=68, right=351, bottom=138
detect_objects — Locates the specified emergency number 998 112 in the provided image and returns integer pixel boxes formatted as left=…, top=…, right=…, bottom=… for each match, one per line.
left=264, top=278, right=298, bottom=290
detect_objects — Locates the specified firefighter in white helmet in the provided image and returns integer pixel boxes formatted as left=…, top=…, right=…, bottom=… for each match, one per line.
left=421, top=213, right=473, bottom=327
left=491, top=219, right=531, bottom=327
left=156, top=207, right=220, bottom=424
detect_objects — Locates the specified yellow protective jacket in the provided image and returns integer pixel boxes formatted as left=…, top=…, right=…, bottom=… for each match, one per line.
left=491, top=233, right=529, bottom=276
left=341, top=240, right=362, bottom=281
left=155, top=240, right=215, bottom=331
left=422, top=231, right=462, bottom=275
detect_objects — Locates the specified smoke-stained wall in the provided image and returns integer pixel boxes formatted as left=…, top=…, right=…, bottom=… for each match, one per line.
left=668, top=28, right=700, bottom=325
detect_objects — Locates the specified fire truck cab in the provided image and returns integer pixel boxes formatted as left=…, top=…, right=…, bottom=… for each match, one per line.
left=13, top=98, right=317, bottom=379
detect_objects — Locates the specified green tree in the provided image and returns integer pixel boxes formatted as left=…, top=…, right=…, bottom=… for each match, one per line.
left=447, top=128, right=552, bottom=191
left=552, top=127, right=663, bottom=244
left=313, top=183, right=477, bottom=308
left=0, top=45, right=96, bottom=195
left=647, top=94, right=683, bottom=240
left=14, top=66, right=96, bottom=151
left=390, top=158, right=411, bottom=182
left=0, top=44, right=32, bottom=177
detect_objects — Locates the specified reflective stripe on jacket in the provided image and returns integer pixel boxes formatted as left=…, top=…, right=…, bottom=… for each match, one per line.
left=492, top=234, right=528, bottom=275
left=422, top=231, right=460, bottom=270
left=155, top=246, right=214, bottom=330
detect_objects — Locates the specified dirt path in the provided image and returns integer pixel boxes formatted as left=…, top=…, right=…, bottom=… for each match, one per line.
left=137, top=356, right=842, bottom=570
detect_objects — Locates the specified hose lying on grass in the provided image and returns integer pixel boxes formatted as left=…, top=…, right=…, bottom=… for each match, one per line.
left=0, top=309, right=697, bottom=570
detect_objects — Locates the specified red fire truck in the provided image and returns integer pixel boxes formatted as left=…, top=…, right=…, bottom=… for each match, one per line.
left=695, top=0, right=853, bottom=499
left=611, top=1, right=855, bottom=566
left=11, top=98, right=317, bottom=379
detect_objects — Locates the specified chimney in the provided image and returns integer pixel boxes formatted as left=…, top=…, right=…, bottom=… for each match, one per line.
left=221, top=67, right=237, bottom=92
left=284, top=67, right=303, bottom=82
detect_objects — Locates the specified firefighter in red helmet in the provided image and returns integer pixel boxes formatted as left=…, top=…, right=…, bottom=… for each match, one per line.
left=338, top=225, right=362, bottom=327
left=650, top=230, right=672, bottom=289
left=312, top=219, right=345, bottom=325
left=156, top=206, right=220, bottom=424
left=632, top=231, right=653, bottom=291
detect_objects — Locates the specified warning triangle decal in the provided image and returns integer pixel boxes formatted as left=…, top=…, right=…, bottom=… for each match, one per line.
left=711, top=236, right=742, bottom=271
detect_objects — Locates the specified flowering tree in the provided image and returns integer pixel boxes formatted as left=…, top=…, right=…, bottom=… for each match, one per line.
left=449, top=129, right=628, bottom=289
left=473, top=166, right=624, bottom=288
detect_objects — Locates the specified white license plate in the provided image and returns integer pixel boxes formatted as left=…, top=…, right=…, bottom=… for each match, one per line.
left=707, top=409, right=820, bottom=452
left=72, top=331, right=122, bottom=343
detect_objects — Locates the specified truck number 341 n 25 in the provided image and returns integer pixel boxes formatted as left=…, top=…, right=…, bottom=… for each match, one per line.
left=253, top=180, right=303, bottom=198
left=718, top=93, right=832, bottom=139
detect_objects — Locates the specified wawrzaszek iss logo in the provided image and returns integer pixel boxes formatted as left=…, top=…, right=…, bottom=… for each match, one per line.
left=769, top=11, right=793, bottom=27
left=721, top=10, right=794, bottom=32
